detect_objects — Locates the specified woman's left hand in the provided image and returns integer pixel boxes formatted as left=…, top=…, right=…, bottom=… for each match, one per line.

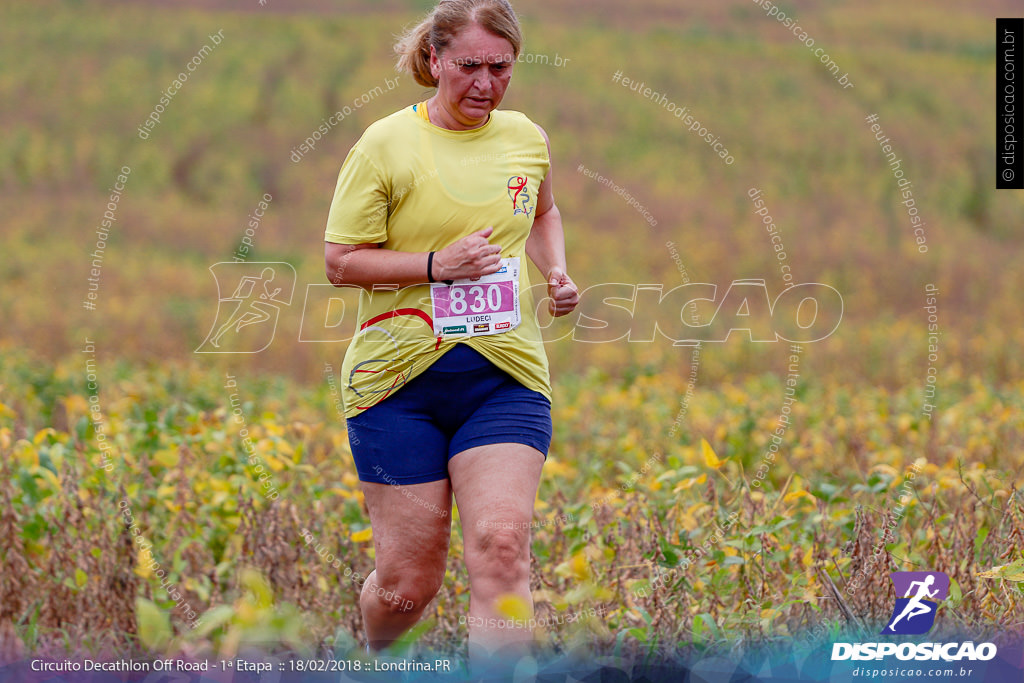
left=546, top=267, right=579, bottom=317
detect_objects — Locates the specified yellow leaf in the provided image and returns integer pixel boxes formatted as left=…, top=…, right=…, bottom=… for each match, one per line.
left=33, top=428, right=57, bottom=446
left=350, top=528, right=373, bottom=543
left=783, top=490, right=813, bottom=504
left=544, top=459, right=576, bottom=478
left=262, top=453, right=287, bottom=472
left=60, top=396, right=87, bottom=419
left=239, top=568, right=274, bottom=607
left=135, top=598, right=172, bottom=651
left=870, top=464, right=899, bottom=477
left=672, top=474, right=706, bottom=494
left=569, top=552, right=591, bottom=581
left=152, top=448, right=179, bottom=469
left=33, top=466, right=61, bottom=492
left=495, top=594, right=531, bottom=621
left=677, top=512, right=698, bottom=531
left=13, top=441, right=38, bottom=467
left=701, top=439, right=723, bottom=469
left=977, top=559, right=1024, bottom=582
left=686, top=501, right=710, bottom=518
left=135, top=549, right=153, bottom=579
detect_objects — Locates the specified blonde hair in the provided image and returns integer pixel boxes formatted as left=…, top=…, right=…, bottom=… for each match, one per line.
left=395, top=0, right=523, bottom=88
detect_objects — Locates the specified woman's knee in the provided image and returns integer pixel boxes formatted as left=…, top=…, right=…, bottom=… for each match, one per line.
left=367, top=566, right=445, bottom=614
left=466, top=524, right=531, bottom=584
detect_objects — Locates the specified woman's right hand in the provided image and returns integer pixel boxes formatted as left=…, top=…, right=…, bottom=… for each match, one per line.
left=432, top=227, right=503, bottom=281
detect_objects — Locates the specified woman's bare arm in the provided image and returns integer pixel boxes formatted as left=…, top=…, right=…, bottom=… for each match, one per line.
left=325, top=227, right=503, bottom=288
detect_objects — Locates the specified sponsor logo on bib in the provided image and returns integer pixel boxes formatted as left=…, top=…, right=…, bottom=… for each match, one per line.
left=431, top=258, right=521, bottom=339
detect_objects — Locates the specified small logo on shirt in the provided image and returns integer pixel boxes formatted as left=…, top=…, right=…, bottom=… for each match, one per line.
left=495, top=321, right=512, bottom=330
left=473, top=323, right=490, bottom=333
left=442, top=325, right=467, bottom=335
left=507, top=175, right=533, bottom=217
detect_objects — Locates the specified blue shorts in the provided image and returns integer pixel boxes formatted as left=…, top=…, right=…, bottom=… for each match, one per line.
left=345, top=344, right=552, bottom=485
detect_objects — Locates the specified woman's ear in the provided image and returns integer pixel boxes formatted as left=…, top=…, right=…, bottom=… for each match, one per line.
left=429, top=44, right=441, bottom=81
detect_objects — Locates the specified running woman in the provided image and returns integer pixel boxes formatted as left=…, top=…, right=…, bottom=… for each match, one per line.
left=323, top=0, right=578, bottom=665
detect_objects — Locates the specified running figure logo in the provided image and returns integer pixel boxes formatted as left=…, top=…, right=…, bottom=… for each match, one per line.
left=196, top=262, right=296, bottom=353
left=881, top=571, right=949, bottom=635
left=507, top=175, right=533, bottom=217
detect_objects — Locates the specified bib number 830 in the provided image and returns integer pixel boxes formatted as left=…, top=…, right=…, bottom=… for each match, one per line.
left=449, top=284, right=503, bottom=314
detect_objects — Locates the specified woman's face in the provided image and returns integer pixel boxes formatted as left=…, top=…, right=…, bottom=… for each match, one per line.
left=429, top=23, right=515, bottom=130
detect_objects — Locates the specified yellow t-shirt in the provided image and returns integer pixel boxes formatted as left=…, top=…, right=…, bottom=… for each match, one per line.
left=325, top=103, right=552, bottom=418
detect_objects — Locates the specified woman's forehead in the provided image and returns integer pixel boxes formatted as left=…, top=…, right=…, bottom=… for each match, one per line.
left=445, top=24, right=513, bottom=61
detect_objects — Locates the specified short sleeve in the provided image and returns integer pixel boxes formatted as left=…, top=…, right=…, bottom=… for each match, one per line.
left=324, top=145, right=389, bottom=244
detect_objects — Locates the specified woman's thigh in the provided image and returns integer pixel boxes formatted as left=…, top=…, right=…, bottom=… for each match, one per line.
left=361, top=479, right=453, bottom=586
left=449, top=443, right=544, bottom=559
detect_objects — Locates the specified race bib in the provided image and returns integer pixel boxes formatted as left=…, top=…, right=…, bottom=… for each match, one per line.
left=430, top=257, right=521, bottom=338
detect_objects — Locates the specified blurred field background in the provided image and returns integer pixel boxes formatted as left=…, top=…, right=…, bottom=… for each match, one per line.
left=2, top=0, right=1023, bottom=669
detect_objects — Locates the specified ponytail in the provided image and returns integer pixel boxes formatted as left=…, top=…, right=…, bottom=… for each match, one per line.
left=395, top=18, right=437, bottom=88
